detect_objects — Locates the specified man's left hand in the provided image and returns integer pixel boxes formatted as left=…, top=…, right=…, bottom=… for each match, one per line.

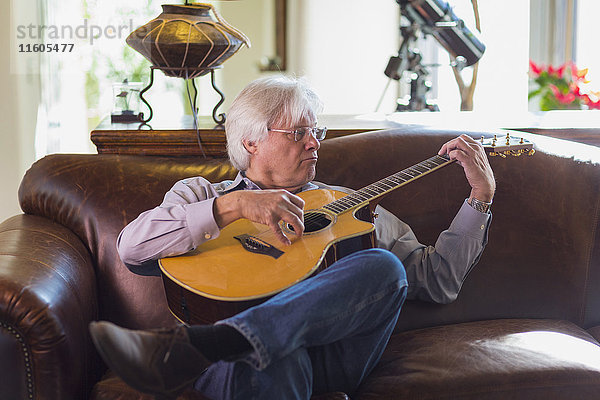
left=438, top=134, right=496, bottom=203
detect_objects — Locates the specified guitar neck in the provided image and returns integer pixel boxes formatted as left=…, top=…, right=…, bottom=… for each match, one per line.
left=322, top=154, right=455, bottom=215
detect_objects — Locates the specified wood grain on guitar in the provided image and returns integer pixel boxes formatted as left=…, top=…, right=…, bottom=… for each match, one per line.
left=159, top=135, right=534, bottom=325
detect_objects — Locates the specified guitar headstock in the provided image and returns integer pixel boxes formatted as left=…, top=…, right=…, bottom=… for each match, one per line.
left=478, top=134, right=535, bottom=158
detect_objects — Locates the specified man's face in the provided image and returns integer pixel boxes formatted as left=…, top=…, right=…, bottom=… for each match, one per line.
left=245, top=116, right=321, bottom=191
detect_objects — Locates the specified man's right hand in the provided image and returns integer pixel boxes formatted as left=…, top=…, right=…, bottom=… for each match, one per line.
left=213, top=190, right=305, bottom=245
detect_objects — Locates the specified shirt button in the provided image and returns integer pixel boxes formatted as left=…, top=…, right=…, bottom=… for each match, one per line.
left=480, top=225, right=485, bottom=230
left=204, top=233, right=212, bottom=240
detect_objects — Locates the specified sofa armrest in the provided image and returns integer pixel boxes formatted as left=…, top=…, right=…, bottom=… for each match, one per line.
left=0, top=215, right=99, bottom=400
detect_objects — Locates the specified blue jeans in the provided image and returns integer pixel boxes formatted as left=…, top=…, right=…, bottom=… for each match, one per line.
left=194, top=248, right=408, bottom=400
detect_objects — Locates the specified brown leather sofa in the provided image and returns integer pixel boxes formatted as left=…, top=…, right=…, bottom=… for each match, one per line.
left=1, top=126, right=600, bottom=400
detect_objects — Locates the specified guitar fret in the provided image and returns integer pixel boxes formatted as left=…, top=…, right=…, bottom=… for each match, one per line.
left=339, top=198, right=358, bottom=207
left=362, top=187, right=379, bottom=196
left=353, top=191, right=371, bottom=204
left=325, top=204, right=345, bottom=213
left=334, top=201, right=349, bottom=209
left=378, top=181, right=395, bottom=190
left=373, top=182, right=390, bottom=191
left=388, top=175, right=406, bottom=184
left=352, top=192, right=369, bottom=201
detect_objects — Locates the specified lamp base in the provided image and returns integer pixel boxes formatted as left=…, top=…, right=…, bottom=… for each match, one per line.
left=138, top=66, right=226, bottom=126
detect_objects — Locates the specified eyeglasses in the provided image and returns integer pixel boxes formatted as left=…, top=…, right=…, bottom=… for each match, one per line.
left=268, top=126, right=328, bottom=142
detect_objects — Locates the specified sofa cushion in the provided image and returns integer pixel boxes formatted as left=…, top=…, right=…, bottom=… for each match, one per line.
left=355, top=318, right=600, bottom=399
left=91, top=370, right=349, bottom=400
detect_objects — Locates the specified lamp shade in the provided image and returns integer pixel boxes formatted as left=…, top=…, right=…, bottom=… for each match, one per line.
left=126, top=3, right=251, bottom=78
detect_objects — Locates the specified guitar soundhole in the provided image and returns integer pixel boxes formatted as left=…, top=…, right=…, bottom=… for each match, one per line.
left=288, top=211, right=332, bottom=233
left=285, top=210, right=334, bottom=235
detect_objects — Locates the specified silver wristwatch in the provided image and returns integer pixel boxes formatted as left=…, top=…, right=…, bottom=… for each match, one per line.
left=469, top=197, right=492, bottom=214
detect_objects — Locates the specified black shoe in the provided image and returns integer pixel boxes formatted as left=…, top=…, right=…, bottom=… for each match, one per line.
left=89, top=321, right=211, bottom=398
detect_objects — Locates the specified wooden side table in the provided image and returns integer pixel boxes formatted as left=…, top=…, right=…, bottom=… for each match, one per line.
left=91, top=115, right=400, bottom=157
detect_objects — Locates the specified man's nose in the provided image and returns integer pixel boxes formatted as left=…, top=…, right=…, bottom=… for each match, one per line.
left=305, top=131, right=321, bottom=150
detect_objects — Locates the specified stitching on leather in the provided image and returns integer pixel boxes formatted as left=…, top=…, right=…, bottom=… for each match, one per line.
left=0, top=322, right=34, bottom=399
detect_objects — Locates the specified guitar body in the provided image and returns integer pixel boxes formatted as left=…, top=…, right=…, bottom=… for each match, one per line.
left=159, top=189, right=376, bottom=324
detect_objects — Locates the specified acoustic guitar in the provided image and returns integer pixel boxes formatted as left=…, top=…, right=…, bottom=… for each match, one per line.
left=159, top=135, right=534, bottom=324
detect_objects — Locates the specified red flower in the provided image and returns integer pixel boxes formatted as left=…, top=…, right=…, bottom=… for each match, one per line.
left=549, top=84, right=576, bottom=104
left=584, top=94, right=600, bottom=110
left=530, top=59, right=598, bottom=110
left=548, top=63, right=566, bottom=78
left=529, top=60, right=543, bottom=76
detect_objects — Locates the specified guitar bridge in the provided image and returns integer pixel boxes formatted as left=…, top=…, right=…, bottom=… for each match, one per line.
left=234, top=234, right=284, bottom=259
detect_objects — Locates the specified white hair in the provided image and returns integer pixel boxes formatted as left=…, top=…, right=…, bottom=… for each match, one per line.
left=225, top=75, right=323, bottom=171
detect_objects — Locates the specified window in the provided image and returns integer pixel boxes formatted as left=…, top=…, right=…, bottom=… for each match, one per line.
left=34, top=0, right=187, bottom=157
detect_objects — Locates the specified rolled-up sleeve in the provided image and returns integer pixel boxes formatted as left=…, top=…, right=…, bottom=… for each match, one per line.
left=117, top=177, right=222, bottom=267
left=375, top=200, right=491, bottom=304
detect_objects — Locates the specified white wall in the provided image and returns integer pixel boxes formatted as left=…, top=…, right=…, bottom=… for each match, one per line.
left=216, top=0, right=400, bottom=115
left=434, top=0, right=530, bottom=114
left=576, top=0, right=600, bottom=85
left=290, top=0, right=400, bottom=114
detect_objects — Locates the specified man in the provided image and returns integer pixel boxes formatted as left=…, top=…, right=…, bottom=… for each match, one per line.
left=90, top=75, right=495, bottom=400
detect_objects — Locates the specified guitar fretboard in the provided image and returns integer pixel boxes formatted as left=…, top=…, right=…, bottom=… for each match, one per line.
left=322, top=154, right=453, bottom=215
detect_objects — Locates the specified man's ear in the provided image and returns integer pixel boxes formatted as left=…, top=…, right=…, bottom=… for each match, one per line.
left=243, top=139, right=258, bottom=155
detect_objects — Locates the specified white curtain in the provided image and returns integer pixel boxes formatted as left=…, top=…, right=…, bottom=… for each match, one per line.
left=529, top=0, right=578, bottom=66
left=35, top=0, right=91, bottom=158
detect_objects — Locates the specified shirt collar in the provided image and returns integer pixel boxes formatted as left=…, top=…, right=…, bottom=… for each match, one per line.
left=222, top=171, right=319, bottom=194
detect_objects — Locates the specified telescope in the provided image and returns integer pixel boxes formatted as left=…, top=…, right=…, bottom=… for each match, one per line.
left=380, top=0, right=485, bottom=112
left=398, top=0, right=485, bottom=67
